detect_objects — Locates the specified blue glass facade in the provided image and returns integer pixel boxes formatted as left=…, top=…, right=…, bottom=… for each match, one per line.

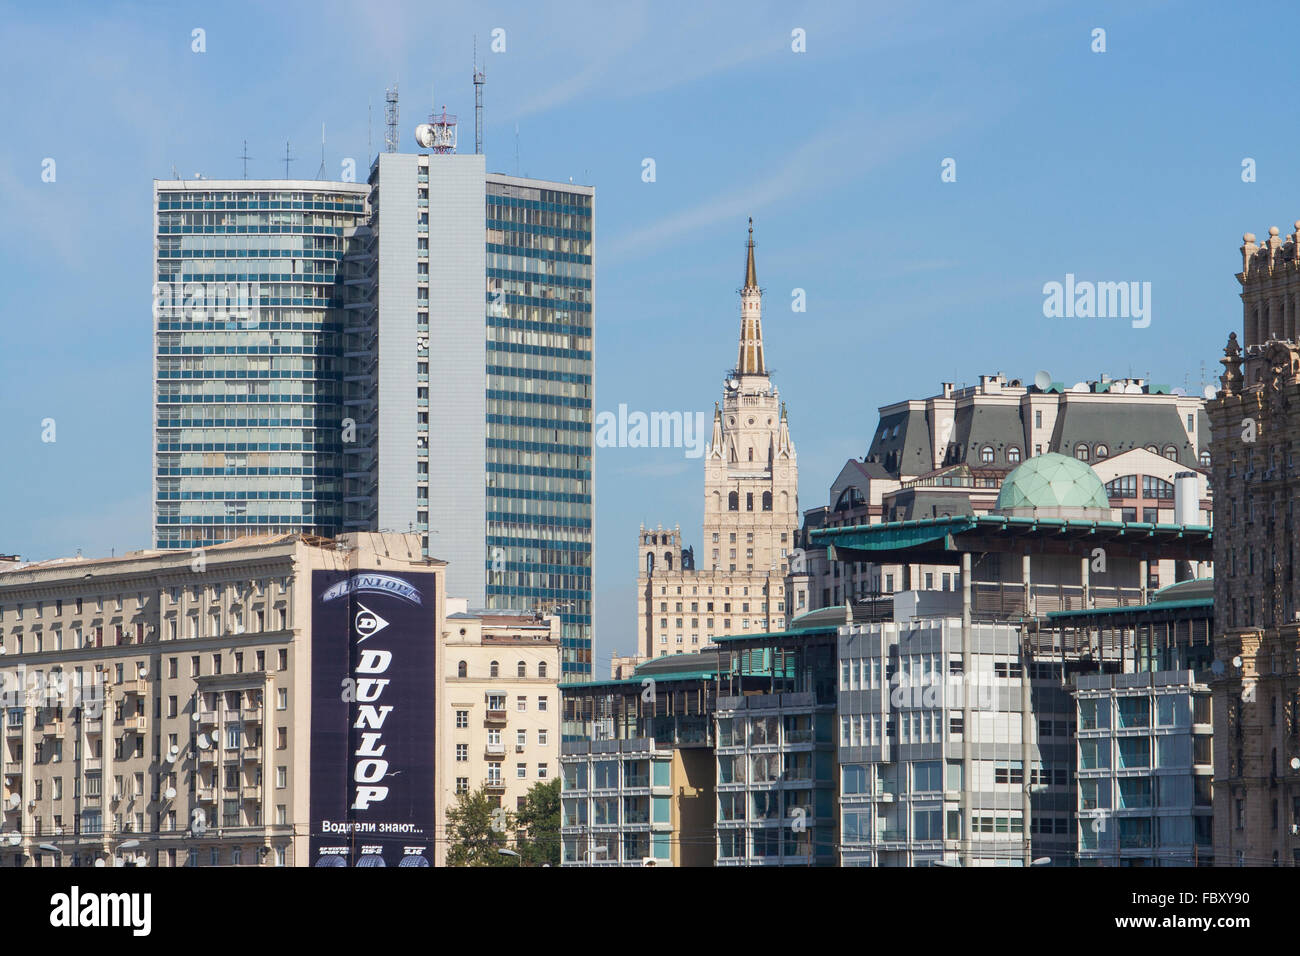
left=153, top=182, right=370, bottom=549
left=485, top=178, right=594, bottom=677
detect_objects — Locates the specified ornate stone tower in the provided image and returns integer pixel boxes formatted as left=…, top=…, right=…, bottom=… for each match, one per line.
left=702, top=220, right=799, bottom=573
left=632, top=221, right=801, bottom=665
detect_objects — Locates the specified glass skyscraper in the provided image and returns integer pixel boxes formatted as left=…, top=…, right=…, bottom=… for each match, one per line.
left=152, top=180, right=370, bottom=549
left=484, top=175, right=594, bottom=677
left=153, top=156, right=594, bottom=678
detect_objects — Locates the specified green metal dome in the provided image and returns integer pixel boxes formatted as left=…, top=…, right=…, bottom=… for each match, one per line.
left=994, top=452, right=1110, bottom=514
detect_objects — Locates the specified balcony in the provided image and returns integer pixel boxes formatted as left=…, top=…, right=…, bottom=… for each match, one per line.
left=84, top=718, right=103, bottom=735
left=242, top=705, right=263, bottom=723
left=197, top=747, right=217, bottom=765
left=196, top=710, right=218, bottom=726
left=241, top=784, right=261, bottom=801
left=118, top=679, right=147, bottom=697
left=124, top=716, right=147, bottom=734
left=196, top=787, right=217, bottom=803
left=41, top=721, right=65, bottom=737
left=485, top=709, right=507, bottom=725
left=4, top=722, right=22, bottom=736
left=484, top=778, right=506, bottom=793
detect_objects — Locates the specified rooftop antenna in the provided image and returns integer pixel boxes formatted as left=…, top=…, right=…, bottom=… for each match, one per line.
left=385, top=83, right=400, bottom=153
left=239, top=140, right=253, bottom=179
left=415, top=104, right=457, bottom=153
left=367, top=99, right=373, bottom=161
left=514, top=123, right=520, bottom=176
left=474, top=37, right=485, bottom=155
left=282, top=140, right=294, bottom=179
left=317, top=123, right=327, bottom=179
left=171, top=163, right=180, bottom=180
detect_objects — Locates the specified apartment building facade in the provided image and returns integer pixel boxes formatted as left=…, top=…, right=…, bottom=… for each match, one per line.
left=439, top=605, right=560, bottom=863
left=0, top=532, right=451, bottom=867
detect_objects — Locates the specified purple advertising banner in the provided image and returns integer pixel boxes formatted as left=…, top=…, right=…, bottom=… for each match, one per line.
left=309, top=569, right=437, bottom=867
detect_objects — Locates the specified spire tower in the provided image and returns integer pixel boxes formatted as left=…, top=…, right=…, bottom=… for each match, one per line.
left=736, top=218, right=766, bottom=378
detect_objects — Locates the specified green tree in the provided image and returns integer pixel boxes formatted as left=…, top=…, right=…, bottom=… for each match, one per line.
left=515, top=779, right=561, bottom=867
left=446, top=785, right=514, bottom=866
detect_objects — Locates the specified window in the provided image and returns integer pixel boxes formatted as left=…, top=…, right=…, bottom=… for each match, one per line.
left=538, top=696, right=548, bottom=712
left=455, top=710, right=468, bottom=729
left=1163, top=446, right=1179, bottom=461
left=516, top=763, right=527, bottom=779
left=1007, top=446, right=1021, bottom=464
left=517, top=661, right=526, bottom=678
left=1094, top=443, right=1108, bottom=459
left=538, top=661, right=547, bottom=678
left=517, top=696, right=527, bottom=712
left=276, top=689, right=287, bottom=711
left=980, top=445, right=995, bottom=464
left=1075, top=444, right=1089, bottom=461
left=1199, top=449, right=1211, bottom=467
left=456, top=744, right=468, bottom=762
left=489, top=661, right=499, bottom=678
left=277, top=649, right=287, bottom=671
left=728, top=492, right=739, bottom=511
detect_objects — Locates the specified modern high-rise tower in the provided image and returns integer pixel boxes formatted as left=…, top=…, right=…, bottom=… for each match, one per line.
left=341, top=147, right=595, bottom=677
left=152, top=179, right=370, bottom=549
left=153, top=120, right=595, bottom=678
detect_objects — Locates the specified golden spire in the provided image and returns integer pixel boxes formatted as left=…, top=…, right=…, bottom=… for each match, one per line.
left=744, top=217, right=758, bottom=289
left=736, top=218, right=766, bottom=377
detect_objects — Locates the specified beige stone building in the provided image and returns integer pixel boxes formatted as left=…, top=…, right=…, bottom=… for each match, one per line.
left=636, top=221, right=799, bottom=661
left=0, top=531, right=560, bottom=867
left=437, top=604, right=560, bottom=864
left=1207, top=223, right=1300, bottom=866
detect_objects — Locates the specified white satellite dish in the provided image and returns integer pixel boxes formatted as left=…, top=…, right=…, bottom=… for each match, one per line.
left=414, top=124, right=437, bottom=148
left=1233, top=655, right=1243, bottom=668
left=1032, top=370, right=1052, bottom=391
left=169, top=745, right=179, bottom=757
left=197, top=734, right=210, bottom=750
left=1292, top=757, right=1300, bottom=771
left=137, top=666, right=147, bottom=679
left=164, top=787, right=176, bottom=801
left=7, top=794, right=19, bottom=809
left=1124, top=383, right=1142, bottom=394
left=94, top=858, right=105, bottom=868
left=1171, top=387, right=1186, bottom=396
left=726, top=378, right=739, bottom=391
left=1071, top=382, right=1088, bottom=393
left=7, top=833, right=19, bottom=846
left=1203, top=385, right=1217, bottom=399
left=192, top=712, right=200, bottom=722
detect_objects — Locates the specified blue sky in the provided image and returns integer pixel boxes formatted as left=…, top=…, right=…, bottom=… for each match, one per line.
left=1, top=0, right=1296, bottom=674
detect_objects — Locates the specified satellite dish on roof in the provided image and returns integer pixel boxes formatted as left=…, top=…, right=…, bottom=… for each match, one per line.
left=1203, top=385, right=1217, bottom=399
left=1033, top=370, right=1052, bottom=391
left=1071, top=382, right=1088, bottom=393
left=1171, top=387, right=1186, bottom=396
left=1124, top=383, right=1142, bottom=394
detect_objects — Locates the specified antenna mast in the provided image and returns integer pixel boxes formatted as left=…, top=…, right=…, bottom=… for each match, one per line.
left=474, top=38, right=485, bottom=155
left=282, top=141, right=294, bottom=179
left=239, top=140, right=252, bottom=179
left=385, top=84, right=400, bottom=153
left=317, top=123, right=326, bottom=179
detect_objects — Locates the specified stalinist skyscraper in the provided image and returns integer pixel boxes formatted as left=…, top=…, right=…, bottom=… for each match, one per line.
left=636, top=221, right=799, bottom=659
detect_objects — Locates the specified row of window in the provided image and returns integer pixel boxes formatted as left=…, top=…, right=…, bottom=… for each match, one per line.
left=454, top=660, right=548, bottom=679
